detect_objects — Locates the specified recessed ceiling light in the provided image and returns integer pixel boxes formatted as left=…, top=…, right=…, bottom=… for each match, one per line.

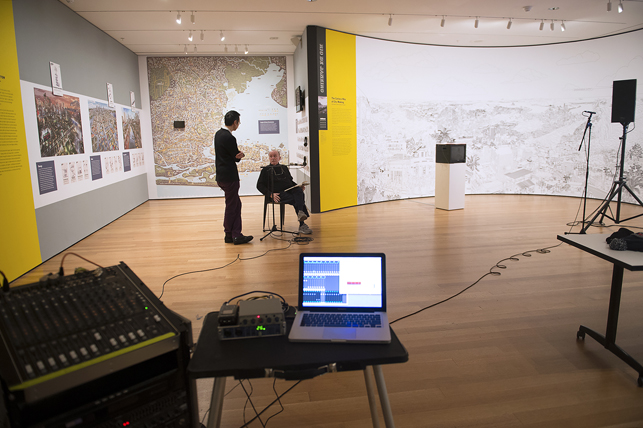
left=548, top=7, right=559, bottom=10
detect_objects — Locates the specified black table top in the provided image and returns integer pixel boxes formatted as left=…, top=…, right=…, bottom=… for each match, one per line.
left=188, top=312, right=409, bottom=380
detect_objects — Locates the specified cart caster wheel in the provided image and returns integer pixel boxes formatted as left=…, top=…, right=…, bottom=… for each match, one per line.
left=638, top=376, right=642, bottom=387
left=577, top=331, right=585, bottom=340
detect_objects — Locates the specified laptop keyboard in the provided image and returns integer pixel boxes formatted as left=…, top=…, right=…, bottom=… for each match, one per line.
left=301, top=313, right=382, bottom=328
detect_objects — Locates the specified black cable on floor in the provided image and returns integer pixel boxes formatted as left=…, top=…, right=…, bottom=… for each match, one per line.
left=239, top=380, right=302, bottom=428
left=390, top=241, right=563, bottom=325
left=158, top=256, right=240, bottom=299
left=158, top=233, right=305, bottom=299
left=239, top=379, right=263, bottom=427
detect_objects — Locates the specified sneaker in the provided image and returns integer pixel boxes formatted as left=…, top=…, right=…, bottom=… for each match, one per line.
left=298, top=223, right=312, bottom=235
left=297, top=210, right=308, bottom=222
left=233, top=234, right=254, bottom=245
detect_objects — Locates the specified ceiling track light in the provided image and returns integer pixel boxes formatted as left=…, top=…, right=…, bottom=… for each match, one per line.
left=191, top=12, right=195, bottom=24
left=550, top=20, right=555, bottom=31
left=194, top=45, right=197, bottom=53
left=220, top=30, right=225, bottom=42
left=224, top=45, right=228, bottom=53
left=188, top=31, right=193, bottom=41
left=388, top=14, right=393, bottom=26
left=176, top=11, right=181, bottom=24
left=184, top=44, right=187, bottom=54
left=607, top=0, right=612, bottom=11
left=507, top=18, right=512, bottom=29
left=440, top=16, right=445, bottom=27
left=245, top=45, right=249, bottom=54
left=200, top=30, right=204, bottom=41
left=235, top=45, right=238, bottom=54
left=561, top=21, right=566, bottom=31
left=539, top=19, right=544, bottom=30
left=618, top=0, right=623, bottom=13
left=474, top=17, right=479, bottom=28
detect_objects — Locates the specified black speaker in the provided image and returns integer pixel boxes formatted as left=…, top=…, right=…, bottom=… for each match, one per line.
left=174, top=120, right=186, bottom=129
left=611, top=79, right=637, bottom=124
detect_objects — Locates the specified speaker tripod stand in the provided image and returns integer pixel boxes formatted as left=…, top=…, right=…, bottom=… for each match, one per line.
left=581, top=122, right=643, bottom=233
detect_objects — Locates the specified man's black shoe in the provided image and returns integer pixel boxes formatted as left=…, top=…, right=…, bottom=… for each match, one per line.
left=233, top=235, right=253, bottom=245
left=224, top=234, right=233, bottom=244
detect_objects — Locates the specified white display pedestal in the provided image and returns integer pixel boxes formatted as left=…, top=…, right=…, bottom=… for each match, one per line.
left=435, top=162, right=465, bottom=210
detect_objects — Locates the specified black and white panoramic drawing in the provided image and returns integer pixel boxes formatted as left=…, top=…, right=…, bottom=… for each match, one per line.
left=356, top=31, right=643, bottom=205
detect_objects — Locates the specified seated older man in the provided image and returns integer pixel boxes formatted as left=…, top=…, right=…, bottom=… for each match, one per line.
left=256, top=150, right=312, bottom=234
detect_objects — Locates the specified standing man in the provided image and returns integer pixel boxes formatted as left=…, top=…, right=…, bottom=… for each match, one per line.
left=214, top=110, right=253, bottom=245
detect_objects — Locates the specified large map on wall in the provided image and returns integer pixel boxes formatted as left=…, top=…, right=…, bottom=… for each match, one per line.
left=147, top=56, right=288, bottom=186
left=355, top=31, right=643, bottom=205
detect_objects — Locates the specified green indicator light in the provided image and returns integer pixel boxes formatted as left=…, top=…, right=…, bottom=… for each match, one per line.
left=145, top=306, right=148, bottom=310
left=257, top=326, right=266, bottom=331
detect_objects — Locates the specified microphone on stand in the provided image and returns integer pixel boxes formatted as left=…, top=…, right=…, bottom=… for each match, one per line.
left=584, top=111, right=596, bottom=115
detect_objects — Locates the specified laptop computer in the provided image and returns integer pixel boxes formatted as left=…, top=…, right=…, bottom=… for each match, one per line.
left=288, top=253, right=391, bottom=344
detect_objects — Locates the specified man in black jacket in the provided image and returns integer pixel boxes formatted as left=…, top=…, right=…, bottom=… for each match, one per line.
left=256, top=150, right=311, bottom=234
left=214, top=110, right=253, bottom=245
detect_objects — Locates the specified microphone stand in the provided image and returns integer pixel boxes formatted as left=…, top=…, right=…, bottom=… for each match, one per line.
left=260, top=164, right=297, bottom=241
left=261, top=165, right=278, bottom=241
left=575, top=112, right=594, bottom=233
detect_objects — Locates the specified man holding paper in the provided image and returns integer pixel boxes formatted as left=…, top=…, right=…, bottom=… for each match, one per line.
left=256, top=150, right=312, bottom=234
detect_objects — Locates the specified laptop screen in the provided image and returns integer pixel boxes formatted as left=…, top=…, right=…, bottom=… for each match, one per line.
left=298, top=253, right=386, bottom=311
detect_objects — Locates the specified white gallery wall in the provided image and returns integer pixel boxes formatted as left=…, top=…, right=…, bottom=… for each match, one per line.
left=355, top=30, right=643, bottom=205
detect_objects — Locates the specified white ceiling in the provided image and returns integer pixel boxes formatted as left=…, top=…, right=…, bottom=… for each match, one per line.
left=59, top=0, right=643, bottom=56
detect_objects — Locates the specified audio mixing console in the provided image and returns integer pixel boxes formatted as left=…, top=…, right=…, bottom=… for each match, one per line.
left=0, top=262, right=197, bottom=428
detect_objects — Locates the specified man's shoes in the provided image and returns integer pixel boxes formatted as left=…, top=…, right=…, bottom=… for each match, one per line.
left=224, top=234, right=233, bottom=244
left=233, top=234, right=254, bottom=245
left=297, top=210, right=308, bottom=222
left=298, top=223, right=312, bottom=235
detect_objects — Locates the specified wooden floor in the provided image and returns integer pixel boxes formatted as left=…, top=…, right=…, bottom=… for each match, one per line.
left=13, top=195, right=643, bottom=428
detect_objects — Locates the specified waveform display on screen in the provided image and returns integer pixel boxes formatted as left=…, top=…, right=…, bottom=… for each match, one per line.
left=302, top=260, right=346, bottom=303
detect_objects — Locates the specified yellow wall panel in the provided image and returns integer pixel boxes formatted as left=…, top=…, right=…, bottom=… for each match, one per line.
left=0, top=0, right=42, bottom=281
left=319, top=30, right=357, bottom=211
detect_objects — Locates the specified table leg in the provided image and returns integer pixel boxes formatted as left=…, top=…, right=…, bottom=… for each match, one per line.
left=373, top=365, right=395, bottom=428
left=577, top=264, right=643, bottom=386
left=206, top=377, right=226, bottom=428
left=605, top=264, right=624, bottom=344
left=363, top=367, right=381, bottom=428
